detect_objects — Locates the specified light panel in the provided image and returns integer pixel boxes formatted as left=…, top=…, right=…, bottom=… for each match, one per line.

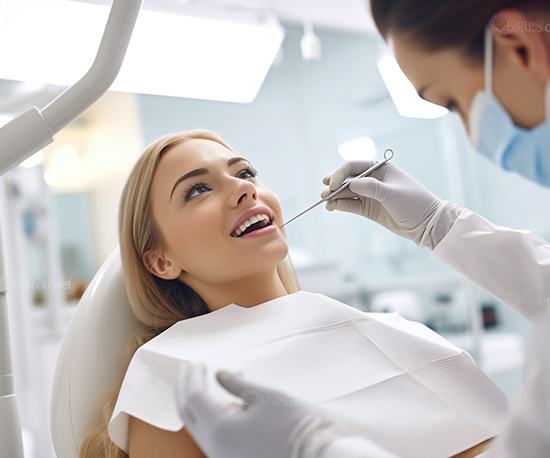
left=0, top=0, right=285, bottom=103
left=338, top=136, right=377, bottom=161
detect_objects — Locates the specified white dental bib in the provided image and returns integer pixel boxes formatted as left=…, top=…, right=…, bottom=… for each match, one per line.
left=109, top=291, right=507, bottom=457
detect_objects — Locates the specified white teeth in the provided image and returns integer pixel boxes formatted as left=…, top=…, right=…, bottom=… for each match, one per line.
left=232, top=213, right=271, bottom=237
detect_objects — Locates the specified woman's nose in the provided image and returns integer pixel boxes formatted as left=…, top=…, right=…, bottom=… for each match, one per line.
left=232, top=179, right=257, bottom=205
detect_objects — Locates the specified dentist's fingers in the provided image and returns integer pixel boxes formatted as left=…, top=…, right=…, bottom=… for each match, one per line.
left=185, top=362, right=207, bottom=396
left=216, top=370, right=279, bottom=408
left=327, top=160, right=379, bottom=191
left=349, top=177, right=392, bottom=203
left=176, top=362, right=196, bottom=424
left=322, top=178, right=392, bottom=204
left=325, top=197, right=365, bottom=215
left=320, top=187, right=355, bottom=200
left=176, top=362, right=219, bottom=424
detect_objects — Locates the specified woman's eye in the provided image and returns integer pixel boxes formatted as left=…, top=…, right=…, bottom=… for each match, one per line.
left=182, top=166, right=259, bottom=202
left=238, top=166, right=259, bottom=179
left=183, top=183, right=210, bottom=201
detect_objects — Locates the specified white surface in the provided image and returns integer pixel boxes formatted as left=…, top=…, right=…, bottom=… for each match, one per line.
left=433, top=208, right=550, bottom=322
left=110, top=290, right=508, bottom=458
left=433, top=209, right=550, bottom=456
left=0, top=395, right=24, bottom=457
left=484, top=309, right=550, bottom=457
left=0, top=108, right=53, bottom=176
left=21, top=428, right=34, bottom=458
left=50, top=248, right=141, bottom=458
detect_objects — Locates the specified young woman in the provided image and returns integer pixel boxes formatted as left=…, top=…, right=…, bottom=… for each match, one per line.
left=81, top=129, right=506, bottom=457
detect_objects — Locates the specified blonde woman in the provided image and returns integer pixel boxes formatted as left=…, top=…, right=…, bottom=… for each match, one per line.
left=81, top=130, right=506, bottom=457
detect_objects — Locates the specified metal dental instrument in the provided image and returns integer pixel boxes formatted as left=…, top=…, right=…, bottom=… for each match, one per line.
left=280, top=148, right=395, bottom=228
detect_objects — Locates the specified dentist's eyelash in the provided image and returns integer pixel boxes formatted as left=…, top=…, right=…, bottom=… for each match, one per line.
left=182, top=166, right=260, bottom=202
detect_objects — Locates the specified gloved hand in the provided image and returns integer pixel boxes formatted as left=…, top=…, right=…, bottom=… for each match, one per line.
left=176, top=362, right=338, bottom=458
left=321, top=160, right=461, bottom=249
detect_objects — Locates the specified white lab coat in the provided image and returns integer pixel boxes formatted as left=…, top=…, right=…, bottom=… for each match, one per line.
left=321, top=209, right=550, bottom=458
left=433, top=209, right=550, bottom=457
left=432, top=209, right=550, bottom=321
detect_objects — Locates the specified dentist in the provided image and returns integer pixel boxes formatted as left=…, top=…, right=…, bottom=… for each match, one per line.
left=176, top=1, right=550, bottom=456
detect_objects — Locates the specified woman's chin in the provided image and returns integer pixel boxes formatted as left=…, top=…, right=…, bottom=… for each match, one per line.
left=234, top=242, right=288, bottom=267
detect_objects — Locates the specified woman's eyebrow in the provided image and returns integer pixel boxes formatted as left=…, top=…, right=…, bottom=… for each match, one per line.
left=169, top=156, right=250, bottom=201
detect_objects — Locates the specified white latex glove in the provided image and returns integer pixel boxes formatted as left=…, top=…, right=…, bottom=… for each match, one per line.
left=176, top=362, right=338, bottom=458
left=321, top=160, right=460, bottom=249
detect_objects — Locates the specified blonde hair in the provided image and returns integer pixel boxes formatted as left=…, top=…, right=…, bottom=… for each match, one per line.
left=80, top=129, right=300, bottom=457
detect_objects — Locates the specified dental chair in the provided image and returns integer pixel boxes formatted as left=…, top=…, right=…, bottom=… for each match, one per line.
left=50, top=247, right=140, bottom=457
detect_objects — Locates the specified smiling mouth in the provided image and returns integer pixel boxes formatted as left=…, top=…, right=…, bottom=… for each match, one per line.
left=231, top=216, right=273, bottom=238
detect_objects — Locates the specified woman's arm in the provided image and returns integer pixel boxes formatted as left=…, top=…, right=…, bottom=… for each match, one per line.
left=128, top=416, right=205, bottom=457
left=452, top=438, right=493, bottom=457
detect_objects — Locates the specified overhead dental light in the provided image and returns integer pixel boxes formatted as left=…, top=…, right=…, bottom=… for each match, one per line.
left=0, top=0, right=285, bottom=103
left=378, top=55, right=448, bottom=119
left=0, top=115, right=12, bottom=128
left=300, top=21, right=322, bottom=61
left=338, top=136, right=377, bottom=161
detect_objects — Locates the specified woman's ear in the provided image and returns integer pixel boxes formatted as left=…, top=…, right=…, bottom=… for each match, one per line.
left=143, top=249, right=182, bottom=280
left=492, top=10, right=550, bottom=81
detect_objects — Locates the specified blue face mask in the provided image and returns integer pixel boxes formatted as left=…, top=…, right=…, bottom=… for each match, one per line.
left=468, top=27, right=550, bottom=187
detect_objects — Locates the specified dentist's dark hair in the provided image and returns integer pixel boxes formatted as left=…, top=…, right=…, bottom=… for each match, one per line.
left=369, top=0, right=550, bottom=63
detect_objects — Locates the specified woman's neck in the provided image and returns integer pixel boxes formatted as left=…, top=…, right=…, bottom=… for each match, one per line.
left=189, top=268, right=288, bottom=311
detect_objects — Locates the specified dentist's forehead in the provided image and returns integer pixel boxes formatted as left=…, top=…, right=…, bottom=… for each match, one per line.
left=390, top=37, right=432, bottom=91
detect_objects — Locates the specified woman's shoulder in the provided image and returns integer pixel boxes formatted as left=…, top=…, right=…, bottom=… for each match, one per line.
left=127, top=416, right=204, bottom=457
left=108, top=343, right=186, bottom=453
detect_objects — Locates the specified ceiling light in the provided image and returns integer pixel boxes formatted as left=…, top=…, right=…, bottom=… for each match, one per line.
left=338, top=137, right=377, bottom=161
left=300, top=22, right=322, bottom=61
left=378, top=55, right=448, bottom=119
left=43, top=145, right=91, bottom=191
left=0, top=0, right=285, bottom=103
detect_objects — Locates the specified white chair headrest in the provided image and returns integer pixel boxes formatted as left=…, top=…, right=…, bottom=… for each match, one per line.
left=50, top=247, right=141, bottom=457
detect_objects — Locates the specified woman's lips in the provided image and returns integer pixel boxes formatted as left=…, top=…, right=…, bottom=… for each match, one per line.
left=234, top=223, right=277, bottom=239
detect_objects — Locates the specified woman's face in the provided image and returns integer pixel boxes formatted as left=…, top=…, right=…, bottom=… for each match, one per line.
left=390, top=11, right=549, bottom=132
left=147, top=138, right=288, bottom=288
